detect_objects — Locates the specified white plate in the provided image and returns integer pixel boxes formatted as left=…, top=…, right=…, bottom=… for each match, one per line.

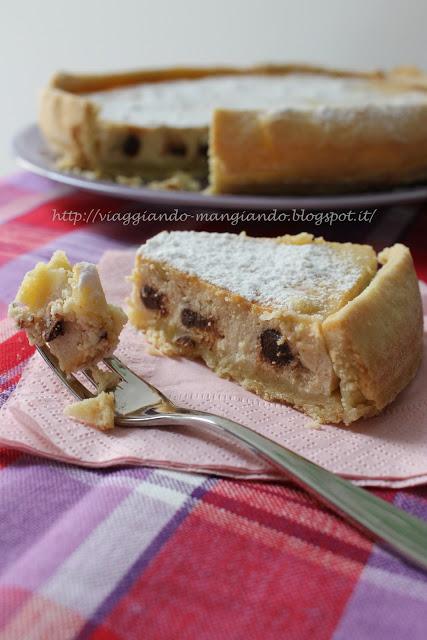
left=13, top=124, right=427, bottom=210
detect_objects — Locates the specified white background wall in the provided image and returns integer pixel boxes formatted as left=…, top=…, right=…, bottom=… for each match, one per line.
left=1, top=0, right=427, bottom=174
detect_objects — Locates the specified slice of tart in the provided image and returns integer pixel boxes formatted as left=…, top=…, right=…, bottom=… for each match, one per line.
left=39, top=63, right=427, bottom=194
left=128, top=231, right=423, bottom=425
left=9, top=250, right=127, bottom=375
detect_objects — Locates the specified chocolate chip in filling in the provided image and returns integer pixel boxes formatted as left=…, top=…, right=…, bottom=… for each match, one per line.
left=122, top=134, right=141, bottom=157
left=175, top=335, right=196, bottom=348
left=260, top=329, right=293, bottom=366
left=140, top=285, right=168, bottom=316
left=181, top=308, right=212, bottom=330
left=198, top=143, right=209, bottom=157
left=164, top=140, right=187, bottom=157
left=44, top=319, right=65, bottom=343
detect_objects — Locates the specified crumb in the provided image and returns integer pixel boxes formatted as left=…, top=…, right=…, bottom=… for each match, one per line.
left=90, top=365, right=120, bottom=392
left=304, top=419, right=322, bottom=430
left=64, top=391, right=115, bottom=430
left=59, top=163, right=203, bottom=192
left=146, top=344, right=164, bottom=356
left=147, top=171, right=201, bottom=192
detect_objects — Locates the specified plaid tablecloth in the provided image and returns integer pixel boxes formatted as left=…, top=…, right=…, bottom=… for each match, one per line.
left=1, top=171, right=427, bottom=640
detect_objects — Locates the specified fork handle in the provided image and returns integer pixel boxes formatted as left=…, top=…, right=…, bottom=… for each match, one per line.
left=135, top=408, right=427, bottom=571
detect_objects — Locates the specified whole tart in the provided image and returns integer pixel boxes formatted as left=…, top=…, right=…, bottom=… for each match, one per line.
left=128, top=231, right=423, bottom=425
left=39, top=63, right=427, bottom=194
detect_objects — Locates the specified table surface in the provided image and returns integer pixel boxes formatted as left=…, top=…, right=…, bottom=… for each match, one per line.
left=0, top=172, right=427, bottom=640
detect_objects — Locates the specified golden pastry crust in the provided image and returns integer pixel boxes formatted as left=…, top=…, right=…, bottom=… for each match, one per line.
left=128, top=232, right=423, bottom=425
left=39, top=87, right=99, bottom=169
left=322, top=244, right=423, bottom=422
left=209, top=91, right=427, bottom=194
left=38, top=63, right=427, bottom=192
left=45, top=63, right=378, bottom=94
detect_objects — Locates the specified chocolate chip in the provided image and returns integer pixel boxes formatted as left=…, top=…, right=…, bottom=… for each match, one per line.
left=181, top=308, right=212, bottom=329
left=44, top=319, right=65, bottom=342
left=165, top=141, right=187, bottom=157
left=260, top=329, right=293, bottom=366
left=122, top=134, right=141, bottom=157
left=99, top=331, right=108, bottom=341
left=141, top=285, right=167, bottom=315
left=198, top=143, right=209, bottom=157
left=175, top=335, right=196, bottom=348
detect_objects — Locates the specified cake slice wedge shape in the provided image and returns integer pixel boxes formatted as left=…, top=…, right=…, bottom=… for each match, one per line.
left=128, top=231, right=423, bottom=425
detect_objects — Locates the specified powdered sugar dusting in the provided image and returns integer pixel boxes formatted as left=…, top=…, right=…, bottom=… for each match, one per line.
left=139, top=232, right=376, bottom=316
left=87, top=73, right=427, bottom=129
left=76, top=263, right=99, bottom=289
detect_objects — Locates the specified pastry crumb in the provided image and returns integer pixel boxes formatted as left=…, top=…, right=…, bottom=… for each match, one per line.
left=64, top=391, right=115, bottom=430
left=146, top=344, right=164, bottom=356
left=62, top=164, right=203, bottom=193
left=304, top=419, right=322, bottom=430
left=147, top=171, right=201, bottom=192
left=91, top=366, right=120, bottom=392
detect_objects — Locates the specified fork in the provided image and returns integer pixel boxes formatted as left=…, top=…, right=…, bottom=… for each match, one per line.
left=37, top=344, right=427, bottom=572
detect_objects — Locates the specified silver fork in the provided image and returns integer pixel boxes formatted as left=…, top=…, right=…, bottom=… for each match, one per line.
left=37, top=344, right=427, bottom=572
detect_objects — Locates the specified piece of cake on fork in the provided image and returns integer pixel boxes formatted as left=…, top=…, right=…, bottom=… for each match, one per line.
left=128, top=231, right=423, bottom=425
left=9, top=250, right=127, bottom=375
left=9, top=251, right=127, bottom=430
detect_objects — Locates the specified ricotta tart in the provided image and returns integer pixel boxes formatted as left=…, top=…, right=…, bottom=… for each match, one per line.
left=128, top=231, right=423, bottom=425
left=39, top=64, right=427, bottom=194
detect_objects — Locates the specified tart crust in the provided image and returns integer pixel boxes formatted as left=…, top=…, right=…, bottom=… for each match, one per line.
left=209, top=103, right=427, bottom=194
left=322, top=243, right=423, bottom=422
left=128, top=232, right=423, bottom=425
left=39, top=63, right=427, bottom=193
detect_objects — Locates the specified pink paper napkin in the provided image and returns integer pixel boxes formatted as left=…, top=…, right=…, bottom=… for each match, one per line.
left=1, top=250, right=427, bottom=488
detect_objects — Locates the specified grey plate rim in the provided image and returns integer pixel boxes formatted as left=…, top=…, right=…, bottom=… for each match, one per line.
left=12, top=123, right=427, bottom=210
